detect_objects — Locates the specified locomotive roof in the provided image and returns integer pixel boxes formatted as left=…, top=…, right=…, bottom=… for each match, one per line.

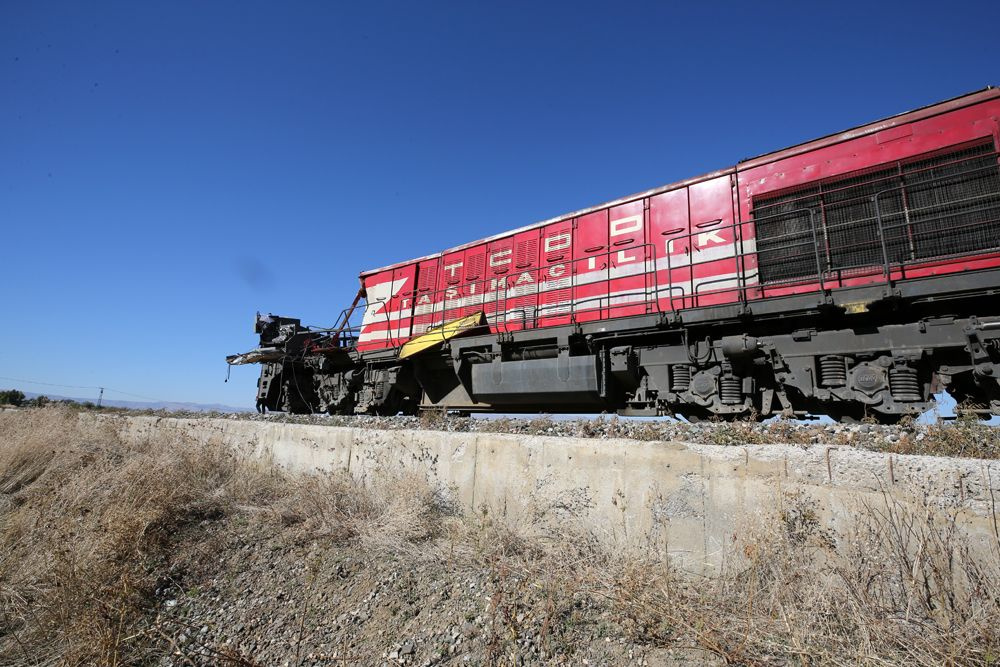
left=360, top=86, right=999, bottom=279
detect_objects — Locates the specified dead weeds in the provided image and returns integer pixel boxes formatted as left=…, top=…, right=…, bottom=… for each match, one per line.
left=1, top=407, right=998, bottom=666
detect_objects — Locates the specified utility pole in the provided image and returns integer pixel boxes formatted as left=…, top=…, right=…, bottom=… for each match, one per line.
left=97, top=387, right=104, bottom=408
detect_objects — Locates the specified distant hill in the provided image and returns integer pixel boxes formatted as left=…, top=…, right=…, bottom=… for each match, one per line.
left=21, top=391, right=252, bottom=413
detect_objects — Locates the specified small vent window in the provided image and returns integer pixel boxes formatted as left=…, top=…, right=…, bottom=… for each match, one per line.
left=515, top=237, right=538, bottom=268
left=417, top=264, right=438, bottom=291
left=466, top=252, right=485, bottom=280
left=753, top=141, right=1000, bottom=284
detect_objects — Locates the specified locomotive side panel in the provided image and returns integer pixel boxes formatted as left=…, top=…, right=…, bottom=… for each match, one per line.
left=505, top=229, right=541, bottom=331
left=357, top=96, right=1000, bottom=354
left=438, top=248, right=466, bottom=323
left=740, top=97, right=1000, bottom=297
left=649, top=188, right=691, bottom=312
left=572, top=209, right=610, bottom=323
left=462, top=244, right=488, bottom=320
left=685, top=175, right=746, bottom=308
left=387, top=265, right=416, bottom=347
left=358, top=267, right=405, bottom=351
left=411, top=257, right=442, bottom=336
left=537, top=218, right=573, bottom=327
left=484, top=235, right=514, bottom=328
left=606, top=199, right=650, bottom=319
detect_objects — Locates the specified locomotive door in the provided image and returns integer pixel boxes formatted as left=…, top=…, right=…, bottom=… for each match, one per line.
left=462, top=245, right=487, bottom=318
left=439, top=249, right=465, bottom=323
left=537, top=220, right=573, bottom=327
left=358, top=265, right=416, bottom=351
left=411, top=258, right=441, bottom=336
left=607, top=200, right=649, bottom=318
left=689, top=176, right=740, bottom=307
left=573, top=209, right=610, bottom=322
left=485, top=236, right=513, bottom=330
left=388, top=265, right=416, bottom=346
left=649, top=189, right=691, bottom=312
left=506, top=229, right=540, bottom=331
left=358, top=268, right=394, bottom=351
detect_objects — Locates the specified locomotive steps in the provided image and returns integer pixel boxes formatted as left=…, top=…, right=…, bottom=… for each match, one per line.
left=110, top=412, right=1000, bottom=573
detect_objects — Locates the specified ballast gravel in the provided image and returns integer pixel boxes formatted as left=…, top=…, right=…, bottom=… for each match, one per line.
left=155, top=410, right=999, bottom=459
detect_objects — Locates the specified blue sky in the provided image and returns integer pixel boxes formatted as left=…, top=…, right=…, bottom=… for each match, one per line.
left=1, top=1, right=998, bottom=407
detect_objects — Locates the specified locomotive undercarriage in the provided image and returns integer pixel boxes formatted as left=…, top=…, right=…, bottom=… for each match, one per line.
left=242, top=276, right=1000, bottom=422
left=410, top=314, right=1000, bottom=423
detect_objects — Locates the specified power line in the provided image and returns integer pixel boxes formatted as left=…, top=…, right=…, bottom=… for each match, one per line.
left=0, top=375, right=163, bottom=403
left=0, top=376, right=95, bottom=391
left=102, top=388, right=164, bottom=402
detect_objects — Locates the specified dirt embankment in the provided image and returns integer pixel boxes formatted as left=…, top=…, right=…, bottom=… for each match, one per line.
left=1, top=407, right=999, bottom=666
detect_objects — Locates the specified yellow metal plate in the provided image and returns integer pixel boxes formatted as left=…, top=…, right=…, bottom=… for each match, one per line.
left=399, top=311, right=488, bottom=359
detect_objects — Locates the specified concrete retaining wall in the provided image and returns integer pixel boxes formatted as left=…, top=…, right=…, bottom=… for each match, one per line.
left=110, top=415, right=1000, bottom=574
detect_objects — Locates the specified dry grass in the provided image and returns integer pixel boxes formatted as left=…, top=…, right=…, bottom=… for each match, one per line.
left=279, top=469, right=455, bottom=555
left=0, top=407, right=288, bottom=665
left=0, top=408, right=459, bottom=665
left=601, top=491, right=1000, bottom=665
left=1, top=408, right=998, bottom=666
left=885, top=415, right=1000, bottom=459
left=451, top=480, right=1000, bottom=666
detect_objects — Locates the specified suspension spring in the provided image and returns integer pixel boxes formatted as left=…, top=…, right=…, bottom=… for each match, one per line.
left=720, top=376, right=742, bottom=404
left=889, top=366, right=921, bottom=402
left=819, top=355, right=847, bottom=387
left=671, top=364, right=692, bottom=391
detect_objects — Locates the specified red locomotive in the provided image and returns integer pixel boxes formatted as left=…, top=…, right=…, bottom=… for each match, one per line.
left=229, top=88, right=1000, bottom=422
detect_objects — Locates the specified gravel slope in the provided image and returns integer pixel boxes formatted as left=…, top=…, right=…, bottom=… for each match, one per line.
left=155, top=520, right=704, bottom=667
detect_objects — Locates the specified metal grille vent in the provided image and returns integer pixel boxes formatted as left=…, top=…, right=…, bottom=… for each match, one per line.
left=752, top=141, right=1000, bottom=284
left=417, top=265, right=437, bottom=291
left=515, top=237, right=538, bottom=268
left=466, top=252, right=485, bottom=280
